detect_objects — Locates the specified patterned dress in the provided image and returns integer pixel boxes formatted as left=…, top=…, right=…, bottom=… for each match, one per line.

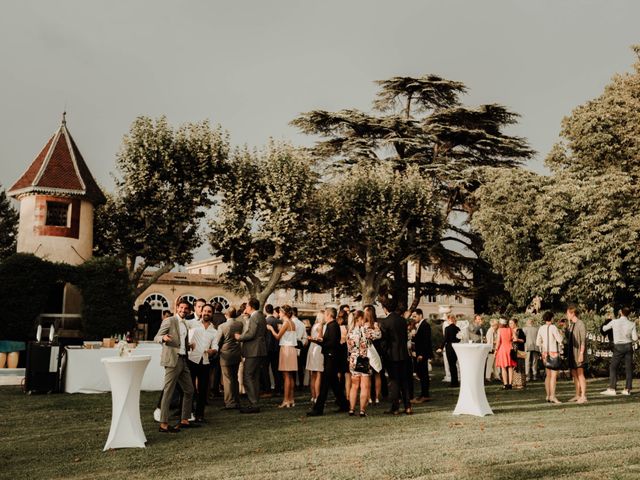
left=347, top=325, right=382, bottom=376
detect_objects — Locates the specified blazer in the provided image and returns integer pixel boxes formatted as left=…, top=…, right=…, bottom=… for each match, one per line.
left=414, top=320, right=433, bottom=359
left=378, top=312, right=410, bottom=362
left=154, top=315, right=188, bottom=368
left=217, top=318, right=243, bottom=366
left=238, top=310, right=267, bottom=358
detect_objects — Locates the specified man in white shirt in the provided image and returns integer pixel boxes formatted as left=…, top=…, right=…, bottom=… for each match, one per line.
left=601, top=307, right=638, bottom=396
left=187, top=304, right=219, bottom=422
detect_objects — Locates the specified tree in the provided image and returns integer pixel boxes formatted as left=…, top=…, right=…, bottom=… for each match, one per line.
left=0, top=185, right=18, bottom=261
left=208, top=141, right=320, bottom=306
left=315, top=164, right=443, bottom=305
left=94, top=116, right=229, bottom=299
left=292, top=75, right=533, bottom=307
left=473, top=45, right=640, bottom=311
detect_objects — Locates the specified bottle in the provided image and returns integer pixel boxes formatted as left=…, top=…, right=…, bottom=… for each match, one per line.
left=125, top=331, right=132, bottom=344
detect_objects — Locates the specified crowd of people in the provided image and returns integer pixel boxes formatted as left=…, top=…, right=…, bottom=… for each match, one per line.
left=150, top=296, right=637, bottom=433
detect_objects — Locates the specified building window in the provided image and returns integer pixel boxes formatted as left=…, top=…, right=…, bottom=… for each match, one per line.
left=210, top=296, right=230, bottom=310
left=213, top=265, right=218, bottom=276
left=455, top=295, right=463, bottom=304
left=180, top=294, right=197, bottom=307
left=425, top=295, right=436, bottom=303
left=143, top=293, right=169, bottom=311
left=46, top=201, right=70, bottom=227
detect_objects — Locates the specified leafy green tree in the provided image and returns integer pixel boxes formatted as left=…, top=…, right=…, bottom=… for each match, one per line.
left=473, top=45, right=640, bottom=311
left=208, top=141, right=320, bottom=306
left=292, top=75, right=533, bottom=307
left=94, top=116, right=229, bottom=299
left=0, top=185, right=18, bottom=261
left=316, top=164, right=443, bottom=305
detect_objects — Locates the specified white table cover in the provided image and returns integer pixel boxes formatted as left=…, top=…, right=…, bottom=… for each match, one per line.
left=65, top=344, right=163, bottom=393
left=102, top=355, right=150, bottom=450
left=452, top=343, right=494, bottom=417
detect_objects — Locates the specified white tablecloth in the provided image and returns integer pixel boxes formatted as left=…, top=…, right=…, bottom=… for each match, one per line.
left=452, top=343, right=494, bottom=417
left=65, top=344, right=164, bottom=393
left=102, top=355, right=150, bottom=450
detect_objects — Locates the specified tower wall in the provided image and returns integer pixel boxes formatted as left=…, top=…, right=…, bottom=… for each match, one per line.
left=16, top=195, right=94, bottom=265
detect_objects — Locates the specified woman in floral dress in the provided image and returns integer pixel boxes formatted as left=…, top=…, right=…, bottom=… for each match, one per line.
left=347, top=310, right=381, bottom=416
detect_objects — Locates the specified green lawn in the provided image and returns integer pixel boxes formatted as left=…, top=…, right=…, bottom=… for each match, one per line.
left=2, top=370, right=640, bottom=480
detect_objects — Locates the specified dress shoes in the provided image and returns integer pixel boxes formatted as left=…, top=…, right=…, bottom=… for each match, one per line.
left=158, top=425, right=180, bottom=433
left=177, top=421, right=201, bottom=429
left=240, top=406, right=261, bottom=414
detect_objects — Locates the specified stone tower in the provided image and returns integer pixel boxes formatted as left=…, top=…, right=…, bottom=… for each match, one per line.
left=7, top=115, right=105, bottom=316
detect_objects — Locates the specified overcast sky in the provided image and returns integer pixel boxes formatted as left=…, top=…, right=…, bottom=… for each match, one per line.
left=1, top=1, right=638, bottom=194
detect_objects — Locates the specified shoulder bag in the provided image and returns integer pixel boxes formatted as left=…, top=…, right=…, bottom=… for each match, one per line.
left=543, top=326, right=561, bottom=370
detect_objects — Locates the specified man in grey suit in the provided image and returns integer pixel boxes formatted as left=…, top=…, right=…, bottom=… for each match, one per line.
left=217, top=307, right=243, bottom=409
left=154, top=298, right=196, bottom=433
left=234, top=297, right=267, bottom=413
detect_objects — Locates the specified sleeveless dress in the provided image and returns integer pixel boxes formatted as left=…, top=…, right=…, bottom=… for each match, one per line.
left=279, top=323, right=298, bottom=372
left=495, top=327, right=517, bottom=368
left=305, top=323, right=324, bottom=372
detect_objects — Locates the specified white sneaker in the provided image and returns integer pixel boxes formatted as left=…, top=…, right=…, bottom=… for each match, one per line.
left=188, top=413, right=196, bottom=422
left=153, top=408, right=161, bottom=422
left=621, top=389, right=631, bottom=396
left=600, top=388, right=617, bottom=396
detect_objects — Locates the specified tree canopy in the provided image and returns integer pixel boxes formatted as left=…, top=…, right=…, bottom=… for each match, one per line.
left=208, top=141, right=319, bottom=306
left=0, top=185, right=18, bottom=261
left=94, top=116, right=229, bottom=299
left=315, top=164, right=443, bottom=305
left=292, top=74, right=533, bottom=305
left=473, top=45, right=640, bottom=311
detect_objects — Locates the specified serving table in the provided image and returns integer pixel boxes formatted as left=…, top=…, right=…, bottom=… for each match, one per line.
left=64, top=343, right=163, bottom=393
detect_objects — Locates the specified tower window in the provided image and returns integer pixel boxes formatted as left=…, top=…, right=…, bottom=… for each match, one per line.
left=46, top=201, right=70, bottom=227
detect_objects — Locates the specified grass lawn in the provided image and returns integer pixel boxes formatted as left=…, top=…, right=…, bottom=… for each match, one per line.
left=2, top=369, right=640, bottom=480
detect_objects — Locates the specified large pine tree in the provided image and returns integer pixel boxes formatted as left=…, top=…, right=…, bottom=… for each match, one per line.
left=0, top=185, right=18, bottom=261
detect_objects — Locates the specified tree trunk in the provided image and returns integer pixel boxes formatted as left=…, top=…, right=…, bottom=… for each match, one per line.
left=392, top=262, right=409, bottom=311
left=408, top=259, right=422, bottom=311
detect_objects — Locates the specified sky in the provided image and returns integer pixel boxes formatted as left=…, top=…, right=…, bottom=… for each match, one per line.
left=1, top=1, right=638, bottom=201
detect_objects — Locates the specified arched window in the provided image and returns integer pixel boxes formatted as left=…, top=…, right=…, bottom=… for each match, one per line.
left=143, top=293, right=169, bottom=311
left=180, top=294, right=198, bottom=307
left=210, top=295, right=230, bottom=310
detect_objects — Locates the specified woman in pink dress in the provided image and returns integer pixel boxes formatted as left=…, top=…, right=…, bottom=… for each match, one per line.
left=494, top=318, right=517, bottom=389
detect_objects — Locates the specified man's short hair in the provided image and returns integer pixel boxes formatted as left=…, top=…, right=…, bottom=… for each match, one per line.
left=621, top=307, right=631, bottom=317
left=292, top=306, right=298, bottom=316
left=248, top=297, right=260, bottom=311
left=202, top=303, right=214, bottom=312
left=213, top=302, right=223, bottom=313
left=381, top=296, right=398, bottom=313
left=326, top=307, right=337, bottom=319
left=265, top=304, right=274, bottom=314
left=542, top=311, right=554, bottom=322
left=274, top=306, right=280, bottom=314
left=195, top=298, right=207, bottom=306
left=177, top=298, right=192, bottom=309
left=566, top=305, right=579, bottom=316
left=414, top=308, right=423, bottom=317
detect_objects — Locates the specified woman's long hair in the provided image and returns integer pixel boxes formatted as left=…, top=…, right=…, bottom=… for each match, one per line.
left=363, top=306, right=376, bottom=329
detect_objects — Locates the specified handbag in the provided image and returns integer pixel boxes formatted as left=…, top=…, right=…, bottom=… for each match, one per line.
left=368, top=344, right=382, bottom=372
left=543, top=325, right=561, bottom=370
left=354, top=355, right=370, bottom=374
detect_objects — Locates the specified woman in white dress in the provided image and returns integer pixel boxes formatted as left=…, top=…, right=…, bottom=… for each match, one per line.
left=306, top=311, right=325, bottom=404
left=266, top=305, right=298, bottom=408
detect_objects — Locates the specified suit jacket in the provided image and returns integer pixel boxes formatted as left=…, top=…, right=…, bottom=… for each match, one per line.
left=378, top=312, right=410, bottom=362
left=238, top=310, right=267, bottom=358
left=414, top=320, right=433, bottom=359
left=154, top=315, right=188, bottom=367
left=217, top=318, right=243, bottom=366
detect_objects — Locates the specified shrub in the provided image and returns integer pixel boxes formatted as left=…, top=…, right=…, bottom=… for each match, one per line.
left=76, top=257, right=135, bottom=340
left=0, top=254, right=60, bottom=341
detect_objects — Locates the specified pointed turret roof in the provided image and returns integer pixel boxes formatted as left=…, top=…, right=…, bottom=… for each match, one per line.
left=8, top=114, right=106, bottom=204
